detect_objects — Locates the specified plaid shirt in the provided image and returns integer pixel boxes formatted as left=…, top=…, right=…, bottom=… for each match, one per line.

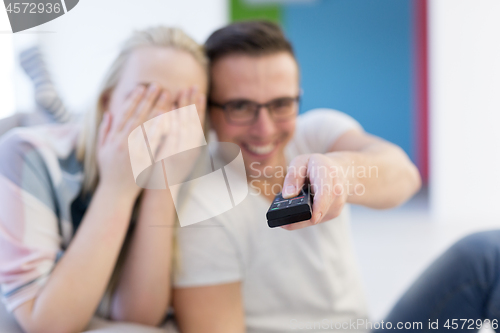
left=0, top=123, right=83, bottom=312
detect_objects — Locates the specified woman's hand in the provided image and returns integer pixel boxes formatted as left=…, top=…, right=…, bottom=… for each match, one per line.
left=175, top=85, right=207, bottom=116
left=97, top=83, right=172, bottom=199
left=144, top=86, right=207, bottom=190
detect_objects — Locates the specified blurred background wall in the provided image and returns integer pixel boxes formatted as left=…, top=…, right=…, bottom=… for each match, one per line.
left=429, top=0, right=500, bottom=223
left=0, top=0, right=228, bottom=117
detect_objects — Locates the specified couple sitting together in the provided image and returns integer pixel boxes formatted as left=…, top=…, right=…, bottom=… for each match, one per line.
left=0, top=21, right=499, bottom=333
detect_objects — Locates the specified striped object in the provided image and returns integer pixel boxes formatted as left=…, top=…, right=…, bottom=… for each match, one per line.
left=19, top=46, right=71, bottom=124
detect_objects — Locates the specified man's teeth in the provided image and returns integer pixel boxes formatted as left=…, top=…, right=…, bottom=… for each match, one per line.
left=246, top=143, right=276, bottom=155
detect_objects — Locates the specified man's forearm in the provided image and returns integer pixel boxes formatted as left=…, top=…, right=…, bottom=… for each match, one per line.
left=326, top=143, right=421, bottom=209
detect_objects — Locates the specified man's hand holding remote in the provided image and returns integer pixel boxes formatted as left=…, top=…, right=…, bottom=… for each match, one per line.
left=281, top=153, right=348, bottom=230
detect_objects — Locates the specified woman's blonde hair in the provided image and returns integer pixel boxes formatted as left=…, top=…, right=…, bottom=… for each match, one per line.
left=76, top=26, right=208, bottom=193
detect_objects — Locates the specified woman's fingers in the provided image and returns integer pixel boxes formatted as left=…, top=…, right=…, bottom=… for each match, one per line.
left=122, top=84, right=168, bottom=136
left=155, top=90, right=172, bottom=117
left=176, top=89, right=188, bottom=109
left=98, top=112, right=112, bottom=147
left=176, top=86, right=201, bottom=110
left=195, top=93, right=207, bottom=116
left=189, top=86, right=207, bottom=118
left=131, top=83, right=162, bottom=125
left=115, top=85, right=146, bottom=132
left=147, top=90, right=173, bottom=159
left=150, top=90, right=174, bottom=122
left=169, top=111, right=180, bottom=152
left=188, top=85, right=199, bottom=105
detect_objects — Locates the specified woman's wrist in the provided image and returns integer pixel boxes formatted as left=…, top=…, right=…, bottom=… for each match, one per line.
left=94, top=182, right=138, bottom=208
left=140, top=188, right=177, bottom=226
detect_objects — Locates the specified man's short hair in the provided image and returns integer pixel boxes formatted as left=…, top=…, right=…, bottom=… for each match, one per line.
left=204, top=20, right=295, bottom=64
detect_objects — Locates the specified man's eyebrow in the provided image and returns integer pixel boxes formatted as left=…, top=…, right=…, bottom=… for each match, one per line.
left=225, top=96, right=296, bottom=103
left=225, top=98, right=253, bottom=102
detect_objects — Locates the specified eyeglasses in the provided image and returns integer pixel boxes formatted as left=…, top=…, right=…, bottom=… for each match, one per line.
left=209, top=96, right=300, bottom=125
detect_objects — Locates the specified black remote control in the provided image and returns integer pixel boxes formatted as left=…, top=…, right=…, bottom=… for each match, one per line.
left=266, top=186, right=312, bottom=228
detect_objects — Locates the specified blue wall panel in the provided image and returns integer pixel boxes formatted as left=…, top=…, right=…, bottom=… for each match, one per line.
left=284, top=0, right=414, bottom=160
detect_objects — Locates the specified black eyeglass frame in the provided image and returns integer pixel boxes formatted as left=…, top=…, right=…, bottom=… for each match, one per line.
left=208, top=95, right=302, bottom=125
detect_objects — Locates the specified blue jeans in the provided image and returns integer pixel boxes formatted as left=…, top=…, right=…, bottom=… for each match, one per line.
left=374, top=231, right=500, bottom=332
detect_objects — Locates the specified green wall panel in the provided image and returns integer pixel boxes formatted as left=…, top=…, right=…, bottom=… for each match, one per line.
left=230, top=0, right=282, bottom=23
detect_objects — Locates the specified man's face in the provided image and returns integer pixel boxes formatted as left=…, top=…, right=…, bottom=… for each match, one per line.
left=209, top=52, right=299, bottom=179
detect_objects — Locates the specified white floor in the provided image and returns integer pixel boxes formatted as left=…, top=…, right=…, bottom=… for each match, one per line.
left=350, top=188, right=499, bottom=332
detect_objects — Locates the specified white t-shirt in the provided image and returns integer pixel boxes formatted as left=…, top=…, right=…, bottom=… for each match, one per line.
left=174, top=109, right=369, bottom=333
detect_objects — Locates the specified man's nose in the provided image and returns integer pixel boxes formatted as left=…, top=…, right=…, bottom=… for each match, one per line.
left=250, top=106, right=276, bottom=137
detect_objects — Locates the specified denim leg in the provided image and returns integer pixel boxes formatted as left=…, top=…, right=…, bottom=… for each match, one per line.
left=374, top=230, right=500, bottom=332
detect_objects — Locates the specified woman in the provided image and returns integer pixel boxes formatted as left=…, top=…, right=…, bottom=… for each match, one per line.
left=0, top=26, right=207, bottom=333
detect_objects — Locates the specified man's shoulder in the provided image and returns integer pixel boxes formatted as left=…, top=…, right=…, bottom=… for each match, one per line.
left=296, top=108, right=360, bottom=128
left=298, top=108, right=345, bottom=119
left=288, top=108, right=362, bottom=156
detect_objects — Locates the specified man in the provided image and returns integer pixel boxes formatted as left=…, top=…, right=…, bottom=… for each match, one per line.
left=172, top=21, right=421, bottom=333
